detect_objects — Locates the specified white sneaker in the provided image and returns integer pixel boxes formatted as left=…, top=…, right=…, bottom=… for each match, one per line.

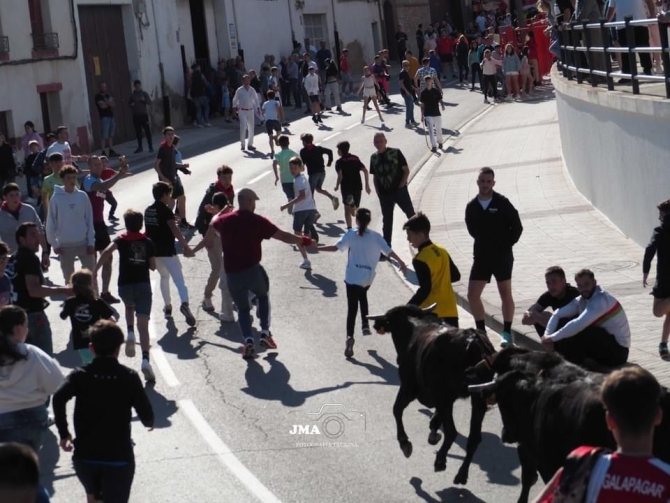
left=219, top=312, right=235, bottom=322
left=300, top=259, right=312, bottom=270
left=125, top=331, right=136, bottom=358
left=141, top=359, right=156, bottom=382
left=201, top=297, right=214, bottom=312
left=331, top=197, right=340, bottom=210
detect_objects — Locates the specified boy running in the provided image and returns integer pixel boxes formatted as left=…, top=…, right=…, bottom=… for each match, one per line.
left=96, top=209, right=157, bottom=381
left=99, top=156, right=119, bottom=221
left=144, top=182, right=196, bottom=326
left=53, top=320, right=154, bottom=503
left=261, top=90, right=284, bottom=156
left=299, top=133, right=339, bottom=220
left=403, top=213, right=461, bottom=327
left=643, top=199, right=670, bottom=360
left=272, top=135, right=299, bottom=211
left=60, top=269, right=117, bottom=366
left=334, top=140, right=371, bottom=229
left=280, top=157, right=317, bottom=270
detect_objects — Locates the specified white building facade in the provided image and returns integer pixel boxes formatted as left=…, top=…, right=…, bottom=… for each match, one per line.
left=0, top=0, right=383, bottom=157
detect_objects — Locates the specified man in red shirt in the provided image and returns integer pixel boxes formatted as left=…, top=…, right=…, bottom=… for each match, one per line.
left=534, top=367, right=670, bottom=502
left=339, top=48, right=354, bottom=97
left=194, top=188, right=314, bottom=359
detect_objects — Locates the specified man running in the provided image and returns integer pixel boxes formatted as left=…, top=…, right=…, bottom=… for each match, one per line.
left=83, top=156, right=131, bottom=302
left=465, top=167, right=523, bottom=347
left=144, top=182, right=196, bottom=326
left=334, top=141, right=371, bottom=229
left=202, top=188, right=314, bottom=358
left=154, top=127, right=194, bottom=229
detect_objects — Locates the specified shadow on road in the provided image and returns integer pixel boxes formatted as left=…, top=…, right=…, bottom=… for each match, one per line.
left=448, top=431, right=520, bottom=486
left=156, top=322, right=203, bottom=361
left=410, top=477, right=487, bottom=502
left=301, top=271, right=338, bottom=297
left=40, top=429, right=69, bottom=499
left=348, top=349, right=399, bottom=385
left=241, top=353, right=354, bottom=406
left=143, top=383, right=178, bottom=429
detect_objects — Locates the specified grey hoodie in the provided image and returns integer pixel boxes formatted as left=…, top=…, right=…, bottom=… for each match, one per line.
left=46, top=185, right=95, bottom=249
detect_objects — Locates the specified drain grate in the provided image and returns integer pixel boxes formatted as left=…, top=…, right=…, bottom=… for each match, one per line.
left=589, top=261, right=638, bottom=272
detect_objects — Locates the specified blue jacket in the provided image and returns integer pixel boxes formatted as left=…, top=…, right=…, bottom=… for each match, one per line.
left=429, top=54, right=442, bottom=75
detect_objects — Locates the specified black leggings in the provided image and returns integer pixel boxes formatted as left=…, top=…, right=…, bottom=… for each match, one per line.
left=105, top=191, right=118, bottom=215
left=482, top=74, right=497, bottom=98
left=346, top=283, right=370, bottom=338
left=470, top=63, right=481, bottom=88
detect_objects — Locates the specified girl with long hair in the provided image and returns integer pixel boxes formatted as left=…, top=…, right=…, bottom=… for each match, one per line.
left=357, top=67, right=384, bottom=124
left=0, top=305, right=63, bottom=451
left=320, top=208, right=406, bottom=358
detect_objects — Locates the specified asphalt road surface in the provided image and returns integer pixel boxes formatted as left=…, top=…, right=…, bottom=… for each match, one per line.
left=44, top=83, right=542, bottom=503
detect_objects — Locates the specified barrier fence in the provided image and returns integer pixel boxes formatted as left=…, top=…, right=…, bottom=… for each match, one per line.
left=557, top=16, right=670, bottom=98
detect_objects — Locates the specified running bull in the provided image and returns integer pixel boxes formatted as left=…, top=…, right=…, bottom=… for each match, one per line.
left=367, top=304, right=496, bottom=485
left=467, top=347, right=670, bottom=503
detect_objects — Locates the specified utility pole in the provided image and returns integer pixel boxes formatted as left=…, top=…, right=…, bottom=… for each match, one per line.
left=330, top=0, right=341, bottom=67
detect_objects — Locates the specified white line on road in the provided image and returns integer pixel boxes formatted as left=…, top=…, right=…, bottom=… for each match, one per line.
left=345, top=122, right=359, bottom=130
left=179, top=399, right=282, bottom=503
left=248, top=171, right=272, bottom=185
left=321, top=132, right=342, bottom=142
left=148, top=294, right=181, bottom=387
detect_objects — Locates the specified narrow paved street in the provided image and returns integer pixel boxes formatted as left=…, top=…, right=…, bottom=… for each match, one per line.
left=45, top=85, right=540, bottom=503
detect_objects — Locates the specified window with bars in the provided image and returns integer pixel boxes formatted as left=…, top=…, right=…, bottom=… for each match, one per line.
left=303, top=14, right=328, bottom=46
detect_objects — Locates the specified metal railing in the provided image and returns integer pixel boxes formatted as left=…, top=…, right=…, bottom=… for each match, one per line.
left=557, top=16, right=670, bottom=98
left=0, top=36, right=8, bottom=55
left=31, top=32, right=59, bottom=52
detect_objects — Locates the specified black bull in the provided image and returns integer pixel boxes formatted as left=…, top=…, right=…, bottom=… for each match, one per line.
left=367, top=304, right=497, bottom=485
left=467, top=347, right=670, bottom=503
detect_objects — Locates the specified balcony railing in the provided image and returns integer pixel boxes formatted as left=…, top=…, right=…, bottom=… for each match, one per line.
left=31, top=32, right=59, bottom=52
left=0, top=36, right=8, bottom=54
left=557, top=16, right=670, bottom=98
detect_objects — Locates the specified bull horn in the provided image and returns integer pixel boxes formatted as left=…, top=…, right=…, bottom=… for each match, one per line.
left=468, top=381, right=495, bottom=393
left=421, top=303, right=437, bottom=314
left=366, top=314, right=385, bottom=321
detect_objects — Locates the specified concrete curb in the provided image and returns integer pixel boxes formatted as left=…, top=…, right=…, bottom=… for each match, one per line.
left=393, top=99, right=543, bottom=351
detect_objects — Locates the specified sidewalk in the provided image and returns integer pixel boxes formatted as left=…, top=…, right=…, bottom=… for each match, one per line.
left=392, top=91, right=670, bottom=386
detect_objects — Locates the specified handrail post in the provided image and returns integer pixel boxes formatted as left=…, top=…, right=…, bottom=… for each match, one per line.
left=572, top=22, right=583, bottom=83
left=624, top=16, right=640, bottom=94
left=558, top=26, right=568, bottom=78
left=601, top=18, right=614, bottom=90
left=659, top=18, right=670, bottom=98
left=583, top=22, right=596, bottom=85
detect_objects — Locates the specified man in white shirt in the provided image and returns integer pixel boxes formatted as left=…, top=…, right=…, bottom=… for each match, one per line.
left=304, top=66, right=322, bottom=124
left=232, top=75, right=261, bottom=151
left=542, top=269, right=631, bottom=368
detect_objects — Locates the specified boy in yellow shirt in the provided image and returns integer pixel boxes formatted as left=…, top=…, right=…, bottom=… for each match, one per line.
left=404, top=212, right=460, bottom=327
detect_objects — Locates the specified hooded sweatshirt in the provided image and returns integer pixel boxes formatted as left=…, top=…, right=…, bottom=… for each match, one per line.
left=643, top=214, right=670, bottom=286
left=46, top=185, right=95, bottom=249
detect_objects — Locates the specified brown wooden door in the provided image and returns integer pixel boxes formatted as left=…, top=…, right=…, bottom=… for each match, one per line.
left=78, top=5, right=134, bottom=149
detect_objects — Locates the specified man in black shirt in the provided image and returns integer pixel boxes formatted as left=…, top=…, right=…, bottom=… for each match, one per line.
left=334, top=141, right=371, bottom=229
left=419, top=76, right=445, bottom=153
left=416, top=24, right=425, bottom=58
left=5, top=222, right=71, bottom=355
left=465, top=167, right=523, bottom=347
left=399, top=60, right=417, bottom=127
left=144, top=182, right=196, bottom=327
left=154, top=126, right=194, bottom=229
left=522, top=265, right=580, bottom=336
left=95, top=82, right=118, bottom=157
left=53, top=320, right=154, bottom=503
left=369, top=133, right=416, bottom=248
left=395, top=24, right=408, bottom=60
left=190, top=63, right=212, bottom=127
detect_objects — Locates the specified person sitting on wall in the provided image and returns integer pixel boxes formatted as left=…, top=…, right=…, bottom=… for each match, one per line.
left=522, top=265, right=580, bottom=336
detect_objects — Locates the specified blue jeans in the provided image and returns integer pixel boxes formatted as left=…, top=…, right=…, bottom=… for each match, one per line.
left=0, top=404, right=48, bottom=452
left=194, top=96, right=210, bottom=125
left=402, top=93, right=415, bottom=124
left=27, top=311, right=53, bottom=356
left=226, top=264, right=270, bottom=342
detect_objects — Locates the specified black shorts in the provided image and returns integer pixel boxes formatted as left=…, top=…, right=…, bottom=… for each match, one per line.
left=170, top=176, right=184, bottom=199
left=652, top=282, right=670, bottom=299
left=469, top=253, right=514, bottom=283
left=341, top=189, right=362, bottom=208
left=265, top=119, right=281, bottom=135
left=74, top=458, right=135, bottom=503
left=94, top=221, right=111, bottom=252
